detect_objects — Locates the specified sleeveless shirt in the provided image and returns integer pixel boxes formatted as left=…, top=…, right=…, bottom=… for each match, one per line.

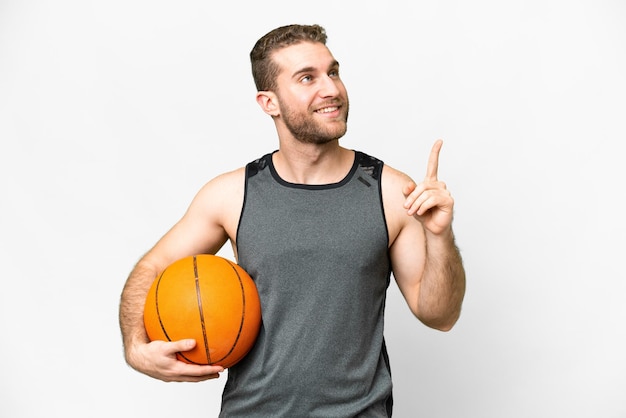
left=220, top=151, right=393, bottom=417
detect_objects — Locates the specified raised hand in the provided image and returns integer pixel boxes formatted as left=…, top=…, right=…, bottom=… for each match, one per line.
left=402, top=139, right=454, bottom=235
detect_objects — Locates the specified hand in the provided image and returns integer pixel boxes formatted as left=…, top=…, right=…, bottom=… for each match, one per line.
left=403, top=139, right=454, bottom=235
left=126, top=339, right=224, bottom=382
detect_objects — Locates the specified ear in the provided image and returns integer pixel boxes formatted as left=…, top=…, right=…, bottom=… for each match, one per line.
left=256, top=91, right=280, bottom=117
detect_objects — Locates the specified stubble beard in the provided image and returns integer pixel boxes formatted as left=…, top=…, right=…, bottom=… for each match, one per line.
left=280, top=99, right=350, bottom=145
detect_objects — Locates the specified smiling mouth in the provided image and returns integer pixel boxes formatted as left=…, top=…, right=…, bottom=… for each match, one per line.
left=315, top=106, right=340, bottom=114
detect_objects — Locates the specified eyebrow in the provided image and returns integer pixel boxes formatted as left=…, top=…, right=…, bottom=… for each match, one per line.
left=292, top=60, right=340, bottom=78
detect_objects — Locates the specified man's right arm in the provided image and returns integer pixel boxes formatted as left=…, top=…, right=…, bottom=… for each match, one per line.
left=120, top=257, right=225, bottom=381
left=118, top=168, right=245, bottom=382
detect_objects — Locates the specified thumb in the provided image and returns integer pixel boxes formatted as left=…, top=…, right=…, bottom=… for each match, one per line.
left=168, top=339, right=197, bottom=353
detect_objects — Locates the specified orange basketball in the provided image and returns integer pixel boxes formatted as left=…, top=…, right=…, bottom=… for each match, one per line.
left=143, top=254, right=261, bottom=368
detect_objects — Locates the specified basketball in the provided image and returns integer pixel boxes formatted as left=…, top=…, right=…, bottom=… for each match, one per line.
left=143, top=254, right=262, bottom=368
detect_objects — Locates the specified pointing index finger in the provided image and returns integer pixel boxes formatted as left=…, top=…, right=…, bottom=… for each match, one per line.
left=425, top=139, right=443, bottom=181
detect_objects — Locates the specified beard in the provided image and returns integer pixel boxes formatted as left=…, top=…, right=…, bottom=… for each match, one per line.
left=279, top=98, right=350, bottom=145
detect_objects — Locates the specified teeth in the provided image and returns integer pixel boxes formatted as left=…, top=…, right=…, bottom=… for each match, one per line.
left=317, top=106, right=338, bottom=113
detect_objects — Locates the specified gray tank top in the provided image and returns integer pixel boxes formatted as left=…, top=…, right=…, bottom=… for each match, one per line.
left=220, top=151, right=393, bottom=417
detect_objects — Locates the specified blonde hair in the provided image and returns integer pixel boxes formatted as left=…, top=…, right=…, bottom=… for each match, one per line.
left=250, top=24, right=327, bottom=91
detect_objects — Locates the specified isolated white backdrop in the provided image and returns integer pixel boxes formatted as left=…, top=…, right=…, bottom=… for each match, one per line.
left=1, top=1, right=625, bottom=417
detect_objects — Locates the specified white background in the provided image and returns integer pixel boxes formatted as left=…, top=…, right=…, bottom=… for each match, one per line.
left=1, top=1, right=625, bottom=417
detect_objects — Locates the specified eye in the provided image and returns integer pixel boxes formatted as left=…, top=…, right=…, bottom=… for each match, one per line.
left=329, top=69, right=340, bottom=78
left=300, top=75, right=313, bottom=84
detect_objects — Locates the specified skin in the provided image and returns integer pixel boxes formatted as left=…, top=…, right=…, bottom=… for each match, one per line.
left=119, top=41, right=466, bottom=383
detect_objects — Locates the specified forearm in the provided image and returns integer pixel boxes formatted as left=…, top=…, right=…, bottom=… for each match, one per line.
left=119, top=260, right=159, bottom=363
left=418, top=227, right=466, bottom=331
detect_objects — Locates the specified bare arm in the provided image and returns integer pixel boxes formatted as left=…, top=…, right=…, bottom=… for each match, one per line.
left=120, top=257, right=224, bottom=381
left=386, top=140, right=466, bottom=331
left=119, top=168, right=245, bottom=381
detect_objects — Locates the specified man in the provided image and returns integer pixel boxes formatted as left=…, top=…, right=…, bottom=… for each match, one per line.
left=119, top=24, right=465, bottom=417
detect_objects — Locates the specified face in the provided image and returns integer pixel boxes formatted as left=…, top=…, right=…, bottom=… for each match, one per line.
left=270, top=42, right=349, bottom=144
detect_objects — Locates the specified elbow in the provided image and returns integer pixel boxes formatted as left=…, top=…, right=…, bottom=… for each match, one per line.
left=421, top=319, right=457, bottom=333
left=417, top=309, right=462, bottom=332
left=431, top=319, right=457, bottom=332
left=412, top=275, right=466, bottom=332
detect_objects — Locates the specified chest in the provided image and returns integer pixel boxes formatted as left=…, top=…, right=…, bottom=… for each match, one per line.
left=238, top=167, right=388, bottom=279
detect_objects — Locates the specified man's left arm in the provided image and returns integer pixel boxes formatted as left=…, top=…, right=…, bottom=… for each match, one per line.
left=387, top=140, right=466, bottom=331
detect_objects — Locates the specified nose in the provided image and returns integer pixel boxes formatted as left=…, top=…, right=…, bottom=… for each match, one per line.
left=318, top=74, right=341, bottom=98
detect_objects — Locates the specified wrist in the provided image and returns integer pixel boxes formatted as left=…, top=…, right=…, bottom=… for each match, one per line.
left=424, top=225, right=454, bottom=241
left=123, top=333, right=150, bottom=365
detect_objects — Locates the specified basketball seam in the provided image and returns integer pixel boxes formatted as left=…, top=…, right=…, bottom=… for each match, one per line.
left=154, top=271, right=174, bottom=342
left=193, top=255, right=212, bottom=364
left=213, top=259, right=247, bottom=365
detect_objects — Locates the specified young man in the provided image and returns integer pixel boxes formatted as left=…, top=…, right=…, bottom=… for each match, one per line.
left=119, top=24, right=465, bottom=417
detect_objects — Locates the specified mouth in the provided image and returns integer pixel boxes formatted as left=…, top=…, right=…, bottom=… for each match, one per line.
left=315, top=105, right=341, bottom=115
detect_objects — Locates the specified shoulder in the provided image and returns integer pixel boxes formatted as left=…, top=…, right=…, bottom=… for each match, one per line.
left=182, top=166, right=247, bottom=244
left=194, top=152, right=272, bottom=211
left=381, top=163, right=420, bottom=243
left=185, top=166, right=246, bottom=222
left=352, top=151, right=411, bottom=187
left=207, top=166, right=246, bottom=188
left=382, top=163, right=412, bottom=184
left=381, top=163, right=414, bottom=201
left=194, top=167, right=246, bottom=208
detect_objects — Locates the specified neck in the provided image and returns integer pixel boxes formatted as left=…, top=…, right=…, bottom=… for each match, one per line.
left=272, top=141, right=354, bottom=185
